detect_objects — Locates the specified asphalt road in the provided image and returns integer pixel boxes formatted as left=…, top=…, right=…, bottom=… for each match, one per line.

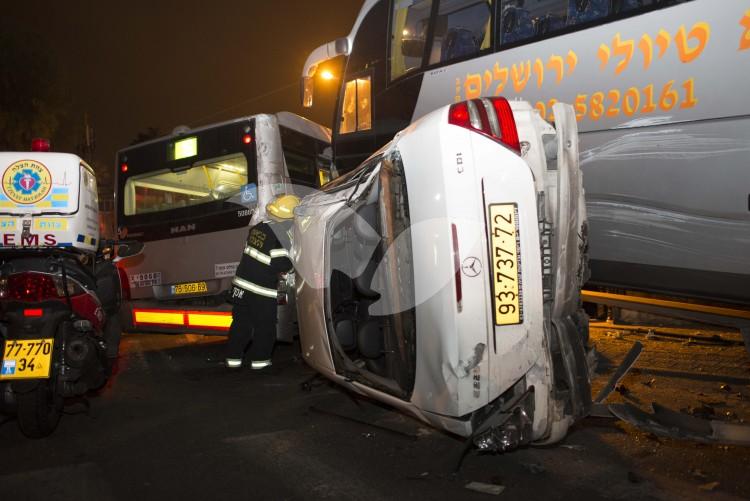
left=1, top=328, right=749, bottom=500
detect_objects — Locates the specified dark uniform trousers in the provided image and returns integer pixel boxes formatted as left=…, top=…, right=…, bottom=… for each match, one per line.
left=226, top=220, right=293, bottom=362
left=226, top=297, right=277, bottom=361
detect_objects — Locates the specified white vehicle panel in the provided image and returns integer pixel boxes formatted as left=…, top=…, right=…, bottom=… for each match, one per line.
left=0, top=152, right=98, bottom=252
left=293, top=100, right=588, bottom=449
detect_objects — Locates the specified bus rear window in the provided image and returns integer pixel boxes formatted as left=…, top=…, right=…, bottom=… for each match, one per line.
left=123, top=154, right=248, bottom=216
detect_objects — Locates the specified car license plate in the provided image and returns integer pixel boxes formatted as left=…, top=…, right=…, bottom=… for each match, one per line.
left=488, top=203, right=523, bottom=326
left=171, top=281, right=208, bottom=295
left=0, top=339, right=54, bottom=380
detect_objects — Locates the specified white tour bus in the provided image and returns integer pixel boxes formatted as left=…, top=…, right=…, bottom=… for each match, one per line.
left=301, top=0, right=750, bottom=305
left=115, top=112, right=331, bottom=335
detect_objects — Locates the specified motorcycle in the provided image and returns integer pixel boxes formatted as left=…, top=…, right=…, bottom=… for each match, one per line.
left=0, top=241, right=142, bottom=437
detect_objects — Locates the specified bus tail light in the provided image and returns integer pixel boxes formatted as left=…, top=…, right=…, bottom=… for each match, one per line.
left=448, top=97, right=520, bottom=154
left=132, top=309, right=233, bottom=331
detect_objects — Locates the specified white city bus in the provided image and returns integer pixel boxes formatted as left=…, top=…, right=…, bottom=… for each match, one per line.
left=301, top=0, right=750, bottom=304
left=115, top=112, right=331, bottom=334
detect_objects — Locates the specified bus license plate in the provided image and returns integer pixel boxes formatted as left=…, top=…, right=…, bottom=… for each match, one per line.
left=1, top=339, right=54, bottom=380
left=488, top=203, right=522, bottom=326
left=171, top=282, right=208, bottom=295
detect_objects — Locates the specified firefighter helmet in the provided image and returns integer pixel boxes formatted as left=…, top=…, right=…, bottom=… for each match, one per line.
left=266, top=194, right=300, bottom=220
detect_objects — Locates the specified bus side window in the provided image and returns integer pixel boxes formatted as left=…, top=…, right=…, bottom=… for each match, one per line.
left=613, top=0, right=681, bottom=15
left=390, top=0, right=434, bottom=81
left=429, top=1, right=492, bottom=66
left=498, top=0, right=609, bottom=45
left=566, top=0, right=610, bottom=26
left=340, top=76, right=372, bottom=134
left=498, top=0, right=535, bottom=45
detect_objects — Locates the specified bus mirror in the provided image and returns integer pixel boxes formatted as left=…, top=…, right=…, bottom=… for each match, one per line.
left=302, top=76, right=315, bottom=108
left=401, top=38, right=425, bottom=58
left=334, top=37, right=349, bottom=55
left=117, top=241, right=144, bottom=258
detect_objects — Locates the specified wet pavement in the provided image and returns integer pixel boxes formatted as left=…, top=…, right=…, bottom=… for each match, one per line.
left=1, top=325, right=749, bottom=500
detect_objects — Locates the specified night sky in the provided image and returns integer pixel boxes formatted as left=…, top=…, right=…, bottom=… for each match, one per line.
left=2, top=1, right=361, bottom=180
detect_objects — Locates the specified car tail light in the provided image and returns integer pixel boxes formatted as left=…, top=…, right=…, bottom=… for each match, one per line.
left=24, top=308, right=43, bottom=317
left=448, top=97, right=520, bottom=154
left=451, top=224, right=463, bottom=313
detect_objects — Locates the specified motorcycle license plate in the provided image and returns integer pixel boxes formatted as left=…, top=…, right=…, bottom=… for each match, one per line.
left=488, top=203, right=523, bottom=326
left=171, top=281, right=208, bottom=295
left=0, top=339, right=54, bottom=380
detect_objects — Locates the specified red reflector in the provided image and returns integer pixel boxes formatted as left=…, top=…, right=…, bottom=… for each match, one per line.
left=451, top=224, right=463, bottom=313
left=243, top=134, right=253, bottom=145
left=448, top=102, right=470, bottom=127
left=121, top=163, right=128, bottom=173
left=24, top=308, right=43, bottom=317
left=31, top=138, right=51, bottom=152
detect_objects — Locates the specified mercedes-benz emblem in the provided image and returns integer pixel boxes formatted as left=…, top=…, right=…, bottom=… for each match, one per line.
left=461, top=257, right=482, bottom=277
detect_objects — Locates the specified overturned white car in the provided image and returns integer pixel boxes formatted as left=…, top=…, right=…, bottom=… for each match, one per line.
left=292, top=98, right=590, bottom=451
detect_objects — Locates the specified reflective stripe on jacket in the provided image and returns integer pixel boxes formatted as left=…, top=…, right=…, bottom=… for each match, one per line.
left=232, top=220, right=293, bottom=303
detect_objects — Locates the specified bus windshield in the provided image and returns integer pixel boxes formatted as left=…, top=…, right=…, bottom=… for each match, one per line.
left=124, top=153, right=247, bottom=216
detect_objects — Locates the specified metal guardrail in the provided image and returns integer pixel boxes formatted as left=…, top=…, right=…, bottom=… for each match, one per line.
left=582, top=290, right=750, bottom=358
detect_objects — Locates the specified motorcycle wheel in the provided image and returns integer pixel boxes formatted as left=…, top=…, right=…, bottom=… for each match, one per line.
left=16, top=382, right=63, bottom=438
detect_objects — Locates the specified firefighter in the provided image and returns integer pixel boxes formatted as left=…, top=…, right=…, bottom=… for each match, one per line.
left=225, top=194, right=300, bottom=370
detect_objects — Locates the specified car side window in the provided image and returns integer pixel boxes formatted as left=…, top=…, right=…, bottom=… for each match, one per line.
left=340, top=76, right=372, bottom=135
left=429, top=0, right=492, bottom=65
left=390, top=0, right=434, bottom=81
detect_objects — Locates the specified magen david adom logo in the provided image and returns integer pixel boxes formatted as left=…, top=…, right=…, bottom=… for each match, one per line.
left=2, top=159, right=52, bottom=205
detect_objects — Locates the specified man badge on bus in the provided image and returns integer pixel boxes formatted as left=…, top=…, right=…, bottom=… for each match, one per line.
left=225, top=194, right=300, bottom=370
